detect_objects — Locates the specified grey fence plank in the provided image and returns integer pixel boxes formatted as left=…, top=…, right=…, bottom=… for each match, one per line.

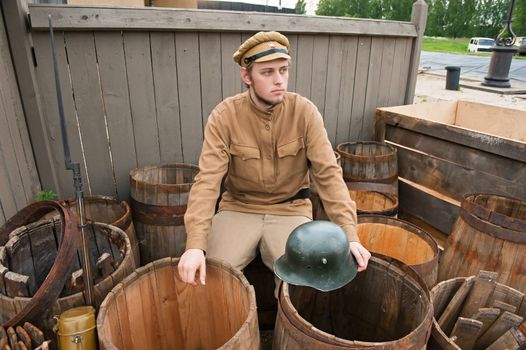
left=324, top=35, right=344, bottom=146
left=310, top=35, right=329, bottom=116
left=360, top=36, right=384, bottom=140
left=32, top=31, right=88, bottom=199
left=175, top=32, right=203, bottom=164
left=123, top=31, right=161, bottom=166
left=376, top=37, right=396, bottom=108
left=335, top=36, right=358, bottom=146
left=348, top=36, right=371, bottom=142
left=94, top=31, right=137, bottom=200
left=286, top=33, right=298, bottom=93
left=295, top=34, right=314, bottom=99
left=65, top=31, right=116, bottom=196
left=199, top=32, right=223, bottom=124
left=30, top=6, right=418, bottom=38
left=389, top=37, right=412, bottom=106
left=221, top=32, right=242, bottom=100
left=151, top=32, right=184, bottom=163
left=0, top=103, right=19, bottom=217
left=0, top=200, right=5, bottom=225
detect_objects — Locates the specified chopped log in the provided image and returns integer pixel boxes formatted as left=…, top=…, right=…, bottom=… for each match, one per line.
left=14, top=341, right=27, bottom=350
left=96, top=252, right=115, bottom=280
left=493, top=299, right=517, bottom=314
left=487, top=282, right=524, bottom=310
left=474, top=311, right=523, bottom=349
left=6, top=327, right=17, bottom=349
left=472, top=307, right=501, bottom=337
left=14, top=327, right=30, bottom=350
left=459, top=270, right=498, bottom=318
left=33, top=340, right=50, bottom=350
left=22, top=323, right=44, bottom=347
left=485, top=327, right=526, bottom=350
left=64, top=269, right=84, bottom=295
left=450, top=317, right=482, bottom=350
left=4, top=272, right=30, bottom=298
left=438, top=276, right=475, bottom=335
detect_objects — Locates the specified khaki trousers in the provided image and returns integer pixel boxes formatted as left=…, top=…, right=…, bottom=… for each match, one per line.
left=207, top=211, right=310, bottom=274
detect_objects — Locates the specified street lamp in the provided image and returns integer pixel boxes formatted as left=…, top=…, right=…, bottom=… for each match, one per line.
left=482, top=0, right=518, bottom=88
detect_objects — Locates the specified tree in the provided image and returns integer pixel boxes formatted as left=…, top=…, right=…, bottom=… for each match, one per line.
left=295, top=0, right=307, bottom=14
left=348, top=0, right=370, bottom=17
left=513, top=0, right=526, bottom=37
left=316, top=0, right=350, bottom=16
left=426, top=0, right=448, bottom=36
left=476, top=0, right=509, bottom=38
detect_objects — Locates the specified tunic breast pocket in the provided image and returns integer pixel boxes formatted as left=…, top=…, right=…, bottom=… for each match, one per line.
left=277, top=137, right=307, bottom=177
left=229, top=144, right=261, bottom=182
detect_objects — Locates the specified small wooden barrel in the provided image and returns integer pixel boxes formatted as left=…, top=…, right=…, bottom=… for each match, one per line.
left=130, top=163, right=200, bottom=265
left=0, top=220, right=133, bottom=339
left=357, top=216, right=439, bottom=288
left=97, top=257, right=259, bottom=349
left=275, top=255, right=433, bottom=349
left=336, top=141, right=398, bottom=195
left=438, top=193, right=526, bottom=291
left=429, top=274, right=526, bottom=350
left=44, top=196, right=140, bottom=269
left=310, top=152, right=341, bottom=220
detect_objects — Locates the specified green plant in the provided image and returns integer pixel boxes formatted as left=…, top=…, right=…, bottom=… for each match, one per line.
left=35, top=190, right=58, bottom=201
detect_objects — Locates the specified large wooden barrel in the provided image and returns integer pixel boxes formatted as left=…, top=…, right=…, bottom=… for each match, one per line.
left=357, top=215, right=439, bottom=288
left=429, top=272, right=526, bottom=350
left=336, top=141, right=398, bottom=195
left=439, top=193, right=526, bottom=291
left=44, top=196, right=140, bottom=269
left=97, top=257, right=259, bottom=349
left=275, top=255, right=433, bottom=349
left=130, top=163, right=199, bottom=265
left=0, top=220, right=134, bottom=339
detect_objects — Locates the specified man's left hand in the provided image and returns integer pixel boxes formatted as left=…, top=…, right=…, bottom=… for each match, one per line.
left=349, top=242, right=371, bottom=272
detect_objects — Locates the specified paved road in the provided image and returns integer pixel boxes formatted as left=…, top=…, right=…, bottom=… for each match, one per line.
left=420, top=51, right=526, bottom=84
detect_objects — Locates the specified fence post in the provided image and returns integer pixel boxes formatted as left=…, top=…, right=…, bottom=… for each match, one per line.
left=0, top=0, right=60, bottom=195
left=404, top=0, right=428, bottom=105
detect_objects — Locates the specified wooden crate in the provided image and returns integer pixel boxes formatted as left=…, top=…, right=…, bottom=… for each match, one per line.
left=376, top=100, right=526, bottom=237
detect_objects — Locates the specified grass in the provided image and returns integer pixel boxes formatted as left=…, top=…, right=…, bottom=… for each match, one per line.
left=422, top=36, right=526, bottom=59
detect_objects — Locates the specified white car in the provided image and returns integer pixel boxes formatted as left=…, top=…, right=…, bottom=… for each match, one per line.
left=467, top=37, right=495, bottom=53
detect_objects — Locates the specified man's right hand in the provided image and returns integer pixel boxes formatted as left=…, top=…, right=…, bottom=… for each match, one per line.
left=178, top=248, right=206, bottom=285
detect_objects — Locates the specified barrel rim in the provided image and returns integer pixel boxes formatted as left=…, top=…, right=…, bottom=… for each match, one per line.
left=129, top=163, right=200, bottom=191
left=353, top=192, right=399, bottom=216
left=336, top=141, right=397, bottom=162
left=97, top=257, right=258, bottom=350
left=279, top=254, right=433, bottom=347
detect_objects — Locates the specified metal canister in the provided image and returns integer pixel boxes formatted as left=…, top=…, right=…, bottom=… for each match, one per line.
left=55, top=306, right=97, bottom=350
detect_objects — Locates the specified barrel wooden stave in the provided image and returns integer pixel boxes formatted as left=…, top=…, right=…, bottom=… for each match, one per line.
left=439, top=194, right=526, bottom=291
left=0, top=221, right=133, bottom=340
left=130, top=164, right=199, bottom=265
left=97, top=257, right=259, bottom=350
left=275, top=255, right=433, bottom=349
left=357, top=216, right=439, bottom=289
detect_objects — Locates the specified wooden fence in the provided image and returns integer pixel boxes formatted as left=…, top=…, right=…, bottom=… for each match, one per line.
left=0, top=0, right=427, bottom=224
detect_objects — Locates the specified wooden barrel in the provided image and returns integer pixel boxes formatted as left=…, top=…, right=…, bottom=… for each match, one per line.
left=357, top=215, right=439, bottom=288
left=0, top=220, right=134, bottom=339
left=275, top=255, right=433, bottom=349
left=97, top=257, right=259, bottom=349
left=43, top=196, right=140, bottom=269
left=438, top=193, right=526, bottom=291
left=130, top=163, right=200, bottom=265
left=429, top=273, right=526, bottom=350
left=336, top=141, right=398, bottom=195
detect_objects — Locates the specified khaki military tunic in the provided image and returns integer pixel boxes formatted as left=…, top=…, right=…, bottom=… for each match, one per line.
left=184, top=91, right=358, bottom=251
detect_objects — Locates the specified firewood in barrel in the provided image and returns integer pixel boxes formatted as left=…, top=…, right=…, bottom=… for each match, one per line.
left=485, top=327, right=526, bottom=350
left=63, top=269, right=84, bottom=295
left=472, top=308, right=501, bottom=337
left=33, top=340, right=50, bottom=350
left=493, top=299, right=517, bottom=314
left=22, top=323, right=43, bottom=348
left=14, top=327, right=30, bottom=350
left=14, top=341, right=27, bottom=350
left=95, top=252, right=114, bottom=280
left=4, top=344, right=11, bottom=350
left=6, top=327, right=17, bottom=349
left=459, top=271, right=498, bottom=319
left=0, top=326, right=7, bottom=348
left=438, top=276, right=475, bottom=335
left=449, top=317, right=482, bottom=350
left=474, top=311, right=523, bottom=349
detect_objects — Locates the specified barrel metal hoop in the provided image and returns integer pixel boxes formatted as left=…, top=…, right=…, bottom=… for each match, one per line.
left=129, top=197, right=186, bottom=226
left=459, top=208, right=526, bottom=243
left=461, top=196, right=526, bottom=232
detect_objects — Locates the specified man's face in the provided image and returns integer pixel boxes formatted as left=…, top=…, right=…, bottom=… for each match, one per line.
left=241, top=58, right=289, bottom=108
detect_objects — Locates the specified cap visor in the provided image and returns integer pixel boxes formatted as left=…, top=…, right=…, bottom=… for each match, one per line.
left=254, top=52, right=291, bottom=63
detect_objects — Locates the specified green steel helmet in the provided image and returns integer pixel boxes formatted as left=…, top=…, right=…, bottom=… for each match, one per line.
left=274, top=220, right=358, bottom=292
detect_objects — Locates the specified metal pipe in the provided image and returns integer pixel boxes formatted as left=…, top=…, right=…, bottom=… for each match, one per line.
left=48, top=15, right=95, bottom=307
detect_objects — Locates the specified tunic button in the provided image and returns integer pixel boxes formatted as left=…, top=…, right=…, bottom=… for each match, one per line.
left=267, top=155, right=272, bottom=160
left=265, top=124, right=270, bottom=131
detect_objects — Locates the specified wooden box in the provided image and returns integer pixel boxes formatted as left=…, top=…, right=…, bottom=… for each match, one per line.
left=375, top=100, right=526, bottom=241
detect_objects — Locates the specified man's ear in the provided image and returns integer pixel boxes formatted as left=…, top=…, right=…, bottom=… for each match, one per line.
left=240, top=67, right=252, bottom=86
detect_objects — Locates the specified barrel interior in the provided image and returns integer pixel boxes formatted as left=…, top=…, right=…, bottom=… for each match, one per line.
left=357, top=222, right=434, bottom=266
left=470, top=194, right=526, bottom=221
left=287, top=258, right=430, bottom=343
left=350, top=190, right=398, bottom=213
left=337, top=142, right=395, bottom=157
left=1, top=220, right=125, bottom=297
left=98, top=259, right=257, bottom=349
left=70, top=197, right=127, bottom=226
left=132, top=164, right=199, bottom=185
